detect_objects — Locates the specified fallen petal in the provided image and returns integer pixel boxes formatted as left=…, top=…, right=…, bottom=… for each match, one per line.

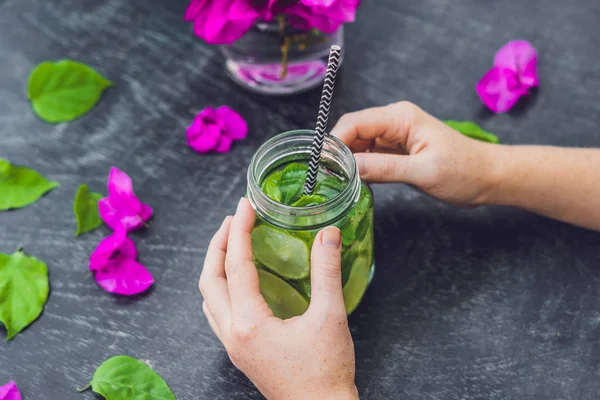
left=99, top=168, right=152, bottom=232
left=215, top=136, right=234, bottom=153
left=216, top=106, right=248, bottom=140
left=89, top=227, right=128, bottom=272
left=94, top=258, right=154, bottom=296
left=0, top=381, right=22, bottom=400
left=494, top=40, right=539, bottom=89
left=187, top=122, right=222, bottom=153
left=476, top=67, right=527, bottom=113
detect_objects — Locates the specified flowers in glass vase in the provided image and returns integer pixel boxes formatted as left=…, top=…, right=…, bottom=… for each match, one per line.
left=184, top=0, right=362, bottom=45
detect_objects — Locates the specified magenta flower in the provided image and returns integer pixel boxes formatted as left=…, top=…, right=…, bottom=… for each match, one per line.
left=185, top=0, right=261, bottom=44
left=476, top=40, right=539, bottom=113
left=186, top=106, right=248, bottom=154
left=0, top=381, right=21, bottom=400
left=89, top=227, right=154, bottom=296
left=285, top=0, right=361, bottom=34
left=98, top=167, right=153, bottom=232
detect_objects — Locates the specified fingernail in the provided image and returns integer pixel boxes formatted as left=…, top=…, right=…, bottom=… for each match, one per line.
left=236, top=197, right=245, bottom=212
left=321, top=227, right=341, bottom=248
left=355, top=154, right=367, bottom=176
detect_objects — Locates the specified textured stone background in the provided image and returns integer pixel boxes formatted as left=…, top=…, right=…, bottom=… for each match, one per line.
left=1, top=0, right=599, bottom=399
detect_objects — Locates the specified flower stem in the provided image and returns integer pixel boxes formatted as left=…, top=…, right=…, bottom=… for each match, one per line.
left=280, top=36, right=291, bottom=79
left=278, top=15, right=290, bottom=79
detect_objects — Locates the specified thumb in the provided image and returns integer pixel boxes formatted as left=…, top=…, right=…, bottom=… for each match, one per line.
left=354, top=152, right=414, bottom=184
left=307, top=226, right=346, bottom=316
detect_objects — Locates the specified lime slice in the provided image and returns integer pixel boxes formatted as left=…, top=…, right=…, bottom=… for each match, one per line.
left=343, top=255, right=372, bottom=314
left=252, top=225, right=311, bottom=279
left=258, top=269, right=309, bottom=319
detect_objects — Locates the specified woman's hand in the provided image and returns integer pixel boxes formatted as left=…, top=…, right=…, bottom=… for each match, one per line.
left=200, top=198, right=359, bottom=400
left=331, top=101, right=498, bottom=207
left=332, top=101, right=600, bottom=230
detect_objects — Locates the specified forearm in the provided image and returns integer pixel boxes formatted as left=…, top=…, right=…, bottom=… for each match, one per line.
left=485, top=145, right=600, bottom=231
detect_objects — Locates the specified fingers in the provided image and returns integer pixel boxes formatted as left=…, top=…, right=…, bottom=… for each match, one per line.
left=331, top=101, right=421, bottom=150
left=199, top=216, right=233, bottom=332
left=203, top=301, right=224, bottom=342
left=307, top=227, right=346, bottom=317
left=226, top=198, right=272, bottom=318
left=353, top=152, right=416, bottom=184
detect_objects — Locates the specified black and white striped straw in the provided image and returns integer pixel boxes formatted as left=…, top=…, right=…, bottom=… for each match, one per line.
left=303, top=45, right=342, bottom=195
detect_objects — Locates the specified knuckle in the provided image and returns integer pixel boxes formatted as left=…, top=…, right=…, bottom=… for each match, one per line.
left=224, top=259, right=236, bottom=273
left=381, top=157, right=399, bottom=178
left=319, top=260, right=342, bottom=280
left=230, top=320, right=258, bottom=343
left=198, top=276, right=208, bottom=295
left=391, top=101, right=421, bottom=127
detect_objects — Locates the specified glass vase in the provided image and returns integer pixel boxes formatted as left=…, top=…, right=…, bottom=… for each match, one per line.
left=221, top=22, right=344, bottom=96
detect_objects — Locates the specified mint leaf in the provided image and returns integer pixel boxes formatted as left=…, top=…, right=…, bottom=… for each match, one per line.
left=445, top=120, right=500, bottom=143
left=81, top=355, right=176, bottom=400
left=261, top=171, right=283, bottom=203
left=315, top=176, right=346, bottom=200
left=278, top=163, right=308, bottom=205
left=27, top=60, right=113, bottom=123
left=0, top=158, right=59, bottom=211
left=291, top=194, right=328, bottom=207
left=74, top=184, right=103, bottom=236
left=0, top=249, right=49, bottom=340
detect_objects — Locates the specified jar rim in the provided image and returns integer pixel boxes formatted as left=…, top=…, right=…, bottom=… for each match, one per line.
left=247, top=130, right=360, bottom=230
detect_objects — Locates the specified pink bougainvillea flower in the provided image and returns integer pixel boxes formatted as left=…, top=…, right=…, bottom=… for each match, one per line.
left=476, top=40, right=539, bottom=113
left=89, top=227, right=154, bottom=295
left=185, top=0, right=260, bottom=44
left=186, top=106, right=248, bottom=154
left=285, top=0, right=361, bottom=33
left=98, top=167, right=153, bottom=232
left=0, top=381, right=22, bottom=400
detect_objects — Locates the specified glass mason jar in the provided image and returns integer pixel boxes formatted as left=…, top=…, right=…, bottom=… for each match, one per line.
left=221, top=22, right=344, bottom=96
left=247, top=130, right=374, bottom=319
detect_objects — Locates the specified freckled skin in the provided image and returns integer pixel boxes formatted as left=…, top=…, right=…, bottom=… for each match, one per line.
left=332, top=101, right=600, bottom=231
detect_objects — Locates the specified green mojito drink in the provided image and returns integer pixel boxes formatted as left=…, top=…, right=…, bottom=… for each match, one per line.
left=247, top=130, right=375, bottom=319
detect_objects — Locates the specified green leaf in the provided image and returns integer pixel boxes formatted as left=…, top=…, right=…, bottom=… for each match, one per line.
left=27, top=60, right=113, bottom=123
left=445, top=120, right=500, bottom=144
left=0, top=158, right=60, bottom=211
left=0, top=249, right=49, bottom=340
left=261, top=172, right=283, bottom=203
left=291, top=194, right=328, bottom=207
left=314, top=176, right=346, bottom=200
left=278, top=163, right=308, bottom=205
left=74, top=184, right=104, bottom=236
left=83, top=355, right=176, bottom=400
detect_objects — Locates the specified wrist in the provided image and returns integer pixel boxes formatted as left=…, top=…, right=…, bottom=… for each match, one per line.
left=476, top=143, right=515, bottom=206
left=310, top=385, right=359, bottom=400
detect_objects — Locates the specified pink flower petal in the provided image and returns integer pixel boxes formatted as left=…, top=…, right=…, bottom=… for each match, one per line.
left=89, top=229, right=153, bottom=296
left=476, top=66, right=527, bottom=113
left=216, top=106, right=248, bottom=140
left=99, top=168, right=152, bottom=232
left=184, top=0, right=208, bottom=21
left=494, top=40, right=539, bottom=88
left=286, top=0, right=360, bottom=33
left=94, top=258, right=154, bottom=296
left=215, top=136, right=234, bottom=153
left=191, top=0, right=259, bottom=45
left=89, top=227, right=128, bottom=272
left=186, top=122, right=222, bottom=154
left=0, top=382, right=22, bottom=400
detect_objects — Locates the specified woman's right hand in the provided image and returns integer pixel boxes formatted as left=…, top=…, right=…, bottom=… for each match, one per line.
left=331, top=101, right=499, bottom=207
